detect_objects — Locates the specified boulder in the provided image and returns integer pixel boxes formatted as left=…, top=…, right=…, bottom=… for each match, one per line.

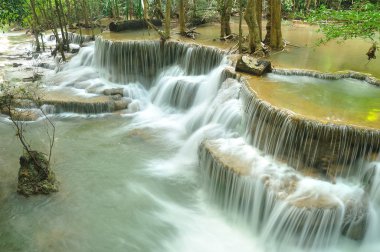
left=236, top=55, right=271, bottom=76
left=70, top=44, right=81, bottom=53
left=103, top=88, right=124, bottom=97
left=113, top=99, right=130, bottom=111
left=17, top=151, right=58, bottom=196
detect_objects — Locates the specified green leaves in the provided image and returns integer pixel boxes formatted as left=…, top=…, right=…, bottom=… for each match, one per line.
left=308, top=1, right=380, bottom=44
left=0, top=0, right=29, bottom=27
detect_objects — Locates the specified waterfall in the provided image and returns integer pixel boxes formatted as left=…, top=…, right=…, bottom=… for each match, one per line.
left=240, top=82, right=380, bottom=178
left=199, top=138, right=368, bottom=250
left=66, top=32, right=94, bottom=44
left=45, top=38, right=380, bottom=251
left=93, top=38, right=225, bottom=86
left=47, top=32, right=94, bottom=45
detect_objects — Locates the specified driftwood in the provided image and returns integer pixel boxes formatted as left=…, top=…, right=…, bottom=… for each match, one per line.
left=220, top=33, right=239, bottom=41
left=178, top=27, right=200, bottom=39
left=109, top=19, right=162, bottom=32
left=284, top=39, right=301, bottom=48
left=366, top=43, right=377, bottom=60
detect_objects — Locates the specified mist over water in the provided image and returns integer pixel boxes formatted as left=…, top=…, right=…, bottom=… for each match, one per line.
left=0, top=37, right=379, bottom=252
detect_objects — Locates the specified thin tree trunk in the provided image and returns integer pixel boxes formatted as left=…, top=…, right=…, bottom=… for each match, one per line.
left=306, top=0, right=311, bottom=11
left=179, top=0, right=186, bottom=35
left=220, top=7, right=226, bottom=37
left=165, top=0, right=171, bottom=37
left=30, top=0, right=41, bottom=52
left=64, top=0, right=73, bottom=27
left=40, top=33, right=45, bottom=52
left=155, top=0, right=165, bottom=19
left=238, top=0, right=243, bottom=53
left=58, top=0, right=70, bottom=49
left=244, top=0, right=262, bottom=53
left=144, top=0, right=168, bottom=39
left=264, top=0, right=271, bottom=44
left=220, top=0, right=233, bottom=37
left=130, top=0, right=134, bottom=19
left=257, top=0, right=263, bottom=41
left=81, top=0, right=90, bottom=27
left=225, top=0, right=233, bottom=36
left=54, top=0, right=67, bottom=46
left=193, top=0, right=197, bottom=17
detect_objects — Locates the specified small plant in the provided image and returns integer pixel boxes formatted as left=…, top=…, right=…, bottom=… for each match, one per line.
left=0, top=81, right=58, bottom=196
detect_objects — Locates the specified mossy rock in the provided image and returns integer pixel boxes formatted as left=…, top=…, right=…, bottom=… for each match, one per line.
left=17, top=151, right=59, bottom=197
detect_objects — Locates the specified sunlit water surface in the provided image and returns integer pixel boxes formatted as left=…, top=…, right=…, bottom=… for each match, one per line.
left=249, top=74, right=380, bottom=128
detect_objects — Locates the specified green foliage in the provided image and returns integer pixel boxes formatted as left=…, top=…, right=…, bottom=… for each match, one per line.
left=308, top=1, right=380, bottom=44
left=282, top=0, right=294, bottom=12
left=0, top=0, right=29, bottom=27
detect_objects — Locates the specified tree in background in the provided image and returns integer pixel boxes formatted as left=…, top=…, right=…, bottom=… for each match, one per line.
left=218, top=0, right=233, bottom=38
left=244, top=0, right=262, bottom=53
left=308, top=0, right=379, bottom=59
left=165, top=0, right=171, bottom=37
left=269, top=0, right=283, bottom=49
left=179, top=0, right=186, bottom=35
left=0, top=0, right=27, bottom=28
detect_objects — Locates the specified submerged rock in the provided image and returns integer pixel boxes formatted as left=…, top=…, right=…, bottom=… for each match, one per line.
left=11, top=110, right=40, bottom=121
left=236, top=55, right=271, bottom=76
left=17, top=151, right=58, bottom=197
left=103, top=88, right=124, bottom=96
left=113, top=98, right=130, bottom=111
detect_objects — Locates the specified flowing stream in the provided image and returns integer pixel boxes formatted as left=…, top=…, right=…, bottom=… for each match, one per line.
left=0, top=33, right=379, bottom=252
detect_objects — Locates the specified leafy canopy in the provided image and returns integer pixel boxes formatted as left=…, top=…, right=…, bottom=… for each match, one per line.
left=308, top=1, right=380, bottom=44
left=0, top=0, right=28, bottom=27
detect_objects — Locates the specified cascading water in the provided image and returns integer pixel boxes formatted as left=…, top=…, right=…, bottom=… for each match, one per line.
left=1, top=35, right=379, bottom=252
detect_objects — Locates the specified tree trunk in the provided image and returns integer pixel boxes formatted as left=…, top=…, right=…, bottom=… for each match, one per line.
left=179, top=0, right=186, bottom=35
left=30, top=0, right=41, bottom=52
left=225, top=0, right=232, bottom=36
left=165, top=0, right=171, bottom=37
left=115, top=0, right=120, bottom=17
left=130, top=0, right=134, bottom=19
left=54, top=0, right=67, bottom=47
left=64, top=0, right=73, bottom=27
left=220, top=0, right=233, bottom=37
left=306, top=0, right=311, bottom=11
left=264, top=0, right=271, bottom=44
left=143, top=0, right=168, bottom=39
left=244, top=0, right=262, bottom=53
left=193, top=0, right=197, bottom=17
left=81, top=0, right=90, bottom=27
left=238, top=0, right=243, bottom=53
left=269, top=0, right=283, bottom=49
left=143, top=0, right=148, bottom=20
left=256, top=0, right=263, bottom=41
left=58, top=0, right=70, bottom=49
left=155, top=0, right=165, bottom=19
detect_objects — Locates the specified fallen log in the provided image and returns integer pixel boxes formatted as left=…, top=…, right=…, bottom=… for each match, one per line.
left=109, top=19, right=162, bottom=32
